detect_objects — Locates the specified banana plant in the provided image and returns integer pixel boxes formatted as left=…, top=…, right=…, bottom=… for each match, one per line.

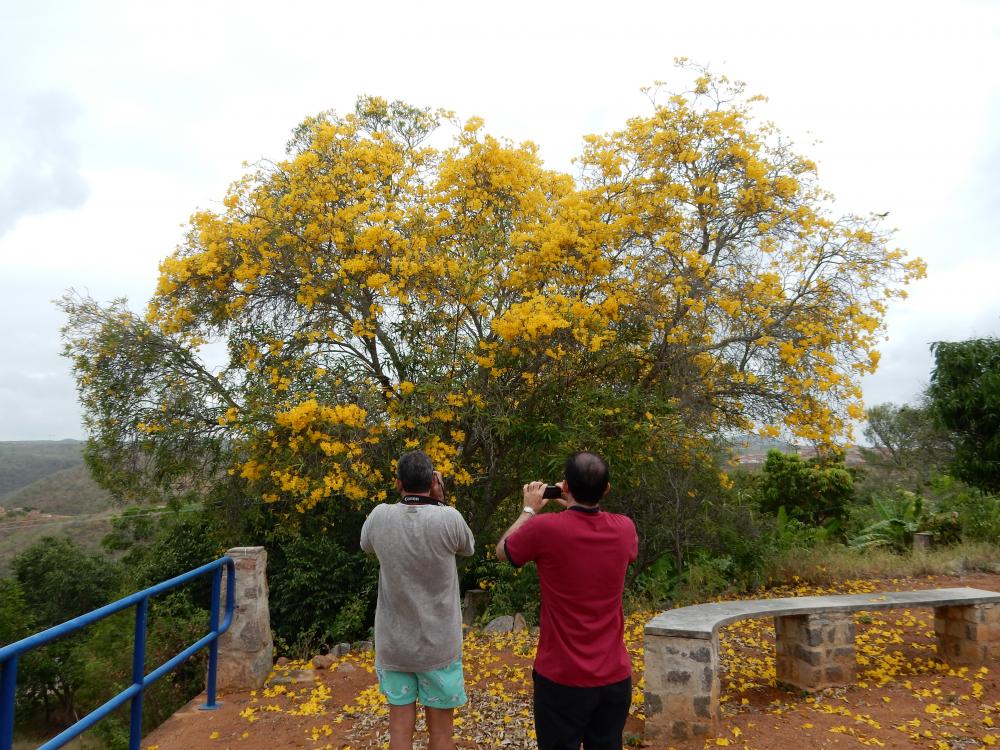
left=849, top=490, right=925, bottom=552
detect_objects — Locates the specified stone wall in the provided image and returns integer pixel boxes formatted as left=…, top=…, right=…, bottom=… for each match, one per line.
left=774, top=612, right=856, bottom=690
left=644, top=634, right=719, bottom=744
left=935, top=603, right=1000, bottom=665
left=216, top=546, right=273, bottom=692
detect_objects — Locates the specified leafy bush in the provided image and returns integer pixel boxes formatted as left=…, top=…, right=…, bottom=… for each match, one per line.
left=468, top=548, right=541, bottom=624
left=266, top=528, right=378, bottom=657
left=11, top=537, right=122, bottom=723
left=848, top=490, right=924, bottom=552
left=630, top=554, right=679, bottom=608
left=923, top=474, right=1000, bottom=544
left=757, top=450, right=854, bottom=527
left=674, top=554, right=740, bottom=604
left=922, top=511, right=962, bottom=546
left=0, top=578, right=31, bottom=646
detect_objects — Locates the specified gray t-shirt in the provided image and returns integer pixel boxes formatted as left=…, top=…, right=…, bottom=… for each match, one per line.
left=360, top=501, right=475, bottom=672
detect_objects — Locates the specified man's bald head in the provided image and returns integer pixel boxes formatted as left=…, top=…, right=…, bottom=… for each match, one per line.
left=564, top=451, right=610, bottom=505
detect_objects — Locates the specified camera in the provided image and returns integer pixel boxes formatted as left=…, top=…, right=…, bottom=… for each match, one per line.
left=542, top=484, right=563, bottom=499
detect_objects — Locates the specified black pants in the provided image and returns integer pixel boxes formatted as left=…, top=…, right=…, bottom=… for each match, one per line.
left=532, top=670, right=632, bottom=750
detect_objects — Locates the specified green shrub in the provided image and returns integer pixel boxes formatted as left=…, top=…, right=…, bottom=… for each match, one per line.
left=674, top=554, right=740, bottom=604
left=266, top=529, right=378, bottom=657
left=470, top=551, right=541, bottom=624
left=630, top=554, right=679, bottom=608
left=758, top=450, right=854, bottom=526
left=848, top=490, right=924, bottom=552
left=923, top=511, right=962, bottom=545
left=921, top=474, right=1000, bottom=544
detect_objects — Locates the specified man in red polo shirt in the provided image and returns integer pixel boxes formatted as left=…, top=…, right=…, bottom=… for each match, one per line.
left=495, top=451, right=638, bottom=750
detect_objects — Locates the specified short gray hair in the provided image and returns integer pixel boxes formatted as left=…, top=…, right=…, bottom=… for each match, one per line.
left=397, top=450, right=434, bottom=493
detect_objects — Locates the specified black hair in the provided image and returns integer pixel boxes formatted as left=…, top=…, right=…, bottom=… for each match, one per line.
left=564, top=451, right=610, bottom=505
left=397, top=450, right=434, bottom=493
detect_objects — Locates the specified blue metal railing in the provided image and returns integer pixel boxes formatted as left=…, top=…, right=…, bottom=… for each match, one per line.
left=0, top=556, right=236, bottom=750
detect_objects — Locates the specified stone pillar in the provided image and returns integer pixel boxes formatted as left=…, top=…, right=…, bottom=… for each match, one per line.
left=644, top=634, right=719, bottom=745
left=216, top=547, right=273, bottom=692
left=774, top=612, right=856, bottom=690
left=912, top=532, right=932, bottom=552
left=935, top=603, right=1000, bottom=665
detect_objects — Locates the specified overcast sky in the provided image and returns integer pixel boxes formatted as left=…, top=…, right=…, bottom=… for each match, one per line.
left=1, top=0, right=998, bottom=441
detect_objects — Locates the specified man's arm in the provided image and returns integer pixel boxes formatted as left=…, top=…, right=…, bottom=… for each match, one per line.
left=457, top=516, right=475, bottom=557
left=495, top=481, right=566, bottom=563
left=360, top=506, right=378, bottom=554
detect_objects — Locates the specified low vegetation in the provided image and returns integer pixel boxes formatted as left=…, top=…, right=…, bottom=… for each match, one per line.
left=2, top=465, right=111, bottom=516
left=5, top=375, right=1000, bottom=746
left=0, top=440, right=86, bottom=499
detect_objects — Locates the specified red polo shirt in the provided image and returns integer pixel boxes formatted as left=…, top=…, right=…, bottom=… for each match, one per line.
left=505, top=506, right=638, bottom=687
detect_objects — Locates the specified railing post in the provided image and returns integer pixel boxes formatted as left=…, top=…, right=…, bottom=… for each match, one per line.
left=0, top=556, right=237, bottom=750
left=128, top=599, right=148, bottom=750
left=215, top=547, right=272, bottom=693
left=201, top=566, right=223, bottom=710
left=0, top=655, right=18, bottom=750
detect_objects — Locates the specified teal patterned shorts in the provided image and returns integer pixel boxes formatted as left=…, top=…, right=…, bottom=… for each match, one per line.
left=375, top=659, right=466, bottom=708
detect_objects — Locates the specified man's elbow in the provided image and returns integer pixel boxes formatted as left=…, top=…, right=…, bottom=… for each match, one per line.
left=495, top=542, right=508, bottom=562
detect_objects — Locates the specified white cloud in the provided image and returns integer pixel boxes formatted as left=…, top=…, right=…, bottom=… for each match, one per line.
left=0, top=91, right=90, bottom=237
left=0, top=0, right=998, bottom=439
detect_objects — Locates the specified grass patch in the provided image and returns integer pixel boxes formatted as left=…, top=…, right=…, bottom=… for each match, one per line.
left=763, top=541, right=1000, bottom=586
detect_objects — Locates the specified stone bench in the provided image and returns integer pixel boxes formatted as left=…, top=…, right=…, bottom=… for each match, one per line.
left=643, top=587, right=1000, bottom=745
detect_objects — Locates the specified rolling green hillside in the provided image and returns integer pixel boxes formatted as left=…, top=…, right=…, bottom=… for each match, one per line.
left=0, top=440, right=86, bottom=499
left=1, top=465, right=111, bottom=515
left=0, top=440, right=113, bottom=577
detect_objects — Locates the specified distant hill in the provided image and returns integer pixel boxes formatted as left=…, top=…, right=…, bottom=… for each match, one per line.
left=0, top=440, right=86, bottom=499
left=1, top=465, right=111, bottom=516
left=0, top=440, right=116, bottom=578
left=726, top=434, right=870, bottom=468
left=726, top=434, right=800, bottom=457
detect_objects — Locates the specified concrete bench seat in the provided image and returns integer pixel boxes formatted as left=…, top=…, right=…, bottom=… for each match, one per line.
left=643, top=587, right=1000, bottom=745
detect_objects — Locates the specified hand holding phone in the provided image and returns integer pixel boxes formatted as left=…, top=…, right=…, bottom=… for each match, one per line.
left=430, top=470, right=445, bottom=502
left=542, top=484, right=563, bottom=499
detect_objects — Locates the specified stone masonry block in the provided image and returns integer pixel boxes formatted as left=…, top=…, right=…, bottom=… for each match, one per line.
left=936, top=603, right=1000, bottom=667
left=775, top=612, right=856, bottom=691
left=217, top=547, right=273, bottom=692
left=947, top=620, right=967, bottom=638
left=645, top=634, right=720, bottom=744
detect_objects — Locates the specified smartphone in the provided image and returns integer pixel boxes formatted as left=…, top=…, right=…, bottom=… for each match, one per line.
left=542, top=484, right=563, bottom=499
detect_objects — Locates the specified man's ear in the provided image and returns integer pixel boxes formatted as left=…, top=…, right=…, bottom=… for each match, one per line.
left=602, top=483, right=612, bottom=499
left=395, top=478, right=403, bottom=494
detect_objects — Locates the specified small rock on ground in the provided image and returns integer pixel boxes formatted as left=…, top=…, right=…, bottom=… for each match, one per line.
left=268, top=668, right=315, bottom=685
left=312, top=654, right=336, bottom=669
left=484, top=615, right=514, bottom=632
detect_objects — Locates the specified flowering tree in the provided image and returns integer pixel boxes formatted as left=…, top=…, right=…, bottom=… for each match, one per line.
left=61, top=67, right=924, bottom=536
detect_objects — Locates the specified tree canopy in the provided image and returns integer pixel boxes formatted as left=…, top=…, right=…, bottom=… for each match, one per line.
left=928, top=338, right=1000, bottom=492
left=861, top=401, right=954, bottom=488
left=61, top=66, right=924, bottom=535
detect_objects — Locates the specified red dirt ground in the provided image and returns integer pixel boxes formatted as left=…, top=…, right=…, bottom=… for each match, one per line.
left=141, top=572, right=1000, bottom=750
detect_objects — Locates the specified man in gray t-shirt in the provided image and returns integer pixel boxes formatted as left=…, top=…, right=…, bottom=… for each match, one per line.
left=360, top=450, right=475, bottom=750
